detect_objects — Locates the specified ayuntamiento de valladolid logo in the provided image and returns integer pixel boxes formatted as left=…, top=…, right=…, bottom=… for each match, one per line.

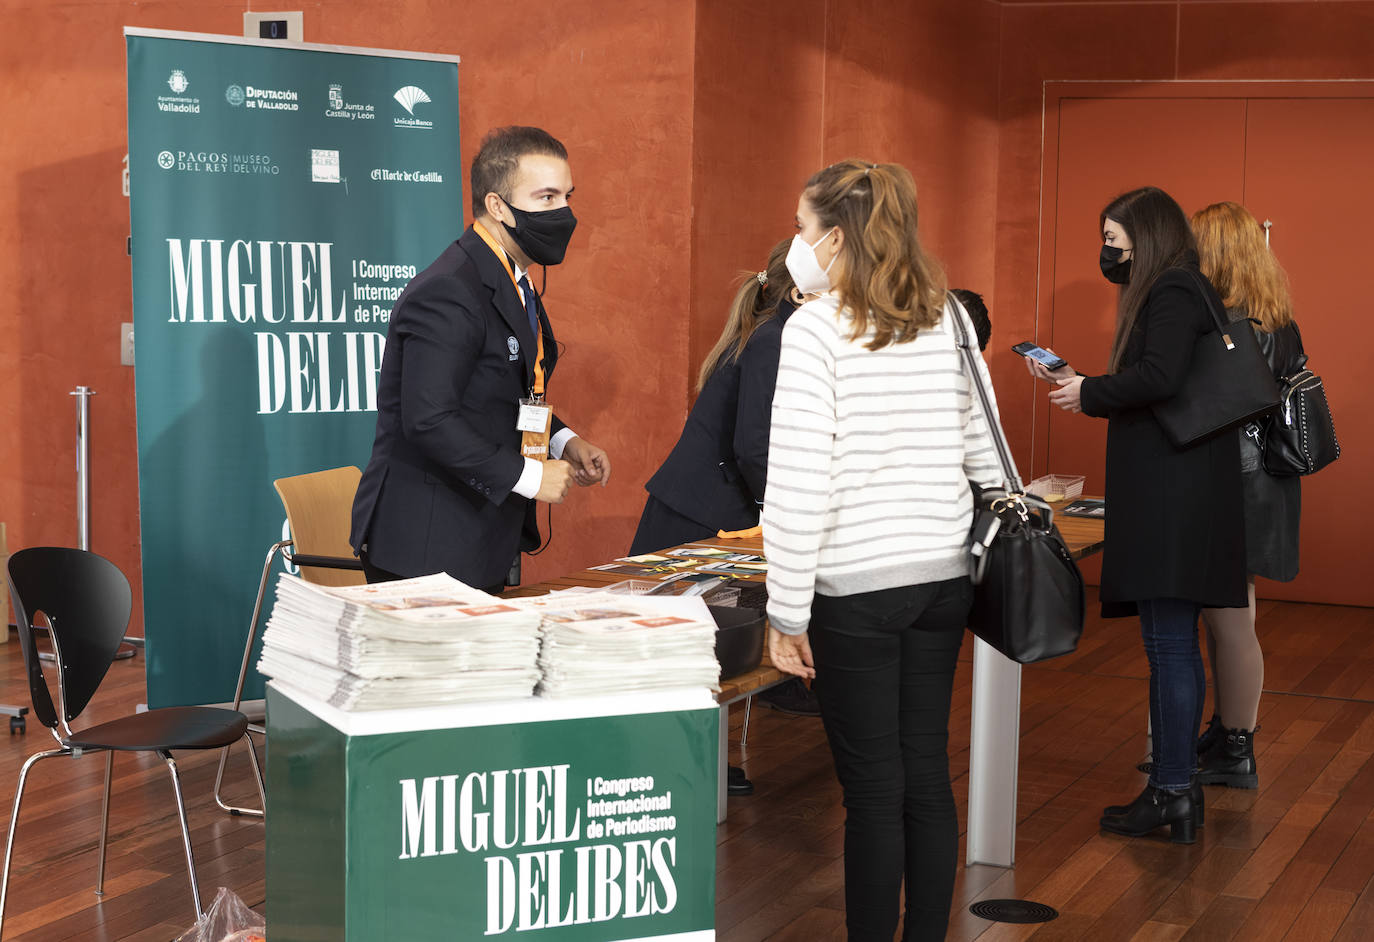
left=157, top=69, right=201, bottom=114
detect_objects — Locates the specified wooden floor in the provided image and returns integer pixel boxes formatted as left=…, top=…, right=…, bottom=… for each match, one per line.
left=1, top=589, right=1372, bottom=940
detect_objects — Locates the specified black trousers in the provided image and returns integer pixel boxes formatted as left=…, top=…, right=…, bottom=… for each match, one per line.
left=809, top=576, right=972, bottom=942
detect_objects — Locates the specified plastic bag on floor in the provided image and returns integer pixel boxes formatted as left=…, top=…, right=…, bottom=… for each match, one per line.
left=173, top=887, right=267, bottom=942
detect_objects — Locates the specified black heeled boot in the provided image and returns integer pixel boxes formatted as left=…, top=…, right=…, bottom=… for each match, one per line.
left=1196, top=727, right=1258, bottom=789
left=1100, top=785, right=1198, bottom=844
left=1136, top=715, right=1221, bottom=775
left=1196, top=714, right=1224, bottom=757
left=1104, top=779, right=1204, bottom=827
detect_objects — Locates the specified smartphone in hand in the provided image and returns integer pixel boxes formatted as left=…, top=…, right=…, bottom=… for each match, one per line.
left=1012, top=341, right=1069, bottom=372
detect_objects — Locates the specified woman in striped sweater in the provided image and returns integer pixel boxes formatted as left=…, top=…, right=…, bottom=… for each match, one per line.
left=763, top=160, right=1003, bottom=941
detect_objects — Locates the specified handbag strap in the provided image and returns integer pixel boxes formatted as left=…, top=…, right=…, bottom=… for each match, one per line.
left=947, top=293, right=1023, bottom=493
left=1180, top=267, right=1250, bottom=351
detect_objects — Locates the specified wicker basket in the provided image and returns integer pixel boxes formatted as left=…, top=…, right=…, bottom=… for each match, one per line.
left=1025, top=474, right=1084, bottom=503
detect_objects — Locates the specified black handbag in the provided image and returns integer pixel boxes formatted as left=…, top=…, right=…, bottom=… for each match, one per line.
left=1257, top=356, right=1340, bottom=476
left=949, top=296, right=1085, bottom=664
left=1151, top=268, right=1281, bottom=449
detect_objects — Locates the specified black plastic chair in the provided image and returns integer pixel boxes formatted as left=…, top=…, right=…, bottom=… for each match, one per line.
left=1, top=547, right=265, bottom=936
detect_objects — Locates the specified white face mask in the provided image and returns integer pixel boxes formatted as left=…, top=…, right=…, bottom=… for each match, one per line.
left=785, top=228, right=837, bottom=297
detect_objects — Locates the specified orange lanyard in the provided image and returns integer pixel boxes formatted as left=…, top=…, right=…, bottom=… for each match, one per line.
left=473, top=221, right=546, bottom=396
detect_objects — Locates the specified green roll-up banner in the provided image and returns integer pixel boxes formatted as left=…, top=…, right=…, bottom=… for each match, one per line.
left=126, top=28, right=461, bottom=707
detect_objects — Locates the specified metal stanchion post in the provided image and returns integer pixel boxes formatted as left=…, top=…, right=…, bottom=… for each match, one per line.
left=70, top=386, right=138, bottom=660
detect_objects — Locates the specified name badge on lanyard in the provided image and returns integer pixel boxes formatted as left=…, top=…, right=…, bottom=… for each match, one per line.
left=518, top=397, right=552, bottom=461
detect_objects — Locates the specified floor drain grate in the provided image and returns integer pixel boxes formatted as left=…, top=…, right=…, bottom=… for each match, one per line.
left=969, top=899, right=1059, bottom=924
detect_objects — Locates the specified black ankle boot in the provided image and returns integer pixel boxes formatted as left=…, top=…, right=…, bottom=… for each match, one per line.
left=1196, top=714, right=1224, bottom=757
left=1197, top=727, right=1258, bottom=789
left=1105, top=779, right=1204, bottom=827
left=1100, top=785, right=1198, bottom=844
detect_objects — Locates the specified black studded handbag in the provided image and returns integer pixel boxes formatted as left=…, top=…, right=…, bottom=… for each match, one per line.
left=1254, top=334, right=1340, bottom=476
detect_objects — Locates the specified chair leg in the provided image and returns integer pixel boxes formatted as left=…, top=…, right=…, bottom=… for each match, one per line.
left=0, top=749, right=67, bottom=941
left=740, top=694, right=754, bottom=748
left=161, top=752, right=204, bottom=921
left=247, top=733, right=266, bottom=812
left=215, top=540, right=287, bottom=817
left=96, top=751, right=114, bottom=896
left=214, top=733, right=266, bottom=818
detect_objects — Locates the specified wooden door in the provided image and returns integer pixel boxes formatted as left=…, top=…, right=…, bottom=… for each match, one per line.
left=1242, top=99, right=1374, bottom=605
left=1037, top=86, right=1372, bottom=606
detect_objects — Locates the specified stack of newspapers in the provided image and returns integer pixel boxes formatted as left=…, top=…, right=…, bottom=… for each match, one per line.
left=257, top=573, right=542, bottom=710
left=513, top=592, right=721, bottom=698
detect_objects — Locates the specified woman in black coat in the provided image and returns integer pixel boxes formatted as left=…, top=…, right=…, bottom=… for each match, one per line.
left=629, top=239, right=797, bottom=555
left=1025, top=186, right=1248, bottom=844
left=1191, top=201, right=1305, bottom=790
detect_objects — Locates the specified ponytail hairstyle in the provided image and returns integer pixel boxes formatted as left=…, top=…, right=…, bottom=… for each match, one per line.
left=803, top=159, right=946, bottom=350
left=1101, top=186, right=1197, bottom=372
left=1191, top=201, right=1293, bottom=333
left=697, top=238, right=795, bottom=391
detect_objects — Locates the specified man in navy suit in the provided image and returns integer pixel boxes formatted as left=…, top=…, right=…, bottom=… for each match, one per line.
left=350, top=126, right=610, bottom=593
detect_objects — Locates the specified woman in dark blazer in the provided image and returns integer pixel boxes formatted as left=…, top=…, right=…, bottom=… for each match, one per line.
left=1025, top=186, right=1248, bottom=844
left=629, top=239, right=797, bottom=555
left=1192, top=201, right=1305, bottom=790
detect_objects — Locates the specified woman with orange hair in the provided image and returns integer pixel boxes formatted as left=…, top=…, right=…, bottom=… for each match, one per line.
left=1190, top=201, right=1305, bottom=789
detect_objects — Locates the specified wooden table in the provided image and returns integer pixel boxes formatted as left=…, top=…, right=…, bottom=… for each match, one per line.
left=512, top=510, right=1105, bottom=842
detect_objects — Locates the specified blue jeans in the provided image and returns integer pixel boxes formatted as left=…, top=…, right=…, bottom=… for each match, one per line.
left=1139, top=597, right=1205, bottom=791
left=808, top=577, right=972, bottom=942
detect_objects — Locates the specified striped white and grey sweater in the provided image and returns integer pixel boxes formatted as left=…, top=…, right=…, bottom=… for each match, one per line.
left=763, top=293, right=1004, bottom=635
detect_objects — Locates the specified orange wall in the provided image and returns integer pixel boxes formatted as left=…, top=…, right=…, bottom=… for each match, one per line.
left=992, top=0, right=1374, bottom=594
left=5, top=0, right=1371, bottom=629
left=994, top=0, right=1374, bottom=458
left=0, top=1, right=698, bottom=630
left=689, top=0, right=1002, bottom=398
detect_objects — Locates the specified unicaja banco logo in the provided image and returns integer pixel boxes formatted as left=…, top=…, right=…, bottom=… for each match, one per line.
left=393, top=85, right=430, bottom=115
left=167, top=70, right=189, bottom=94
left=157, top=151, right=175, bottom=170
left=392, top=86, right=434, bottom=130
left=225, top=85, right=245, bottom=107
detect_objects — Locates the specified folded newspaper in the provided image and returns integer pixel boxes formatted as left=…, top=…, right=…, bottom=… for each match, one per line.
left=257, top=573, right=542, bottom=710
left=509, top=592, right=721, bottom=697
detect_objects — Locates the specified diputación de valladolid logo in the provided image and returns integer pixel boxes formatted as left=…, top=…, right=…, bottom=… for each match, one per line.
left=157, top=69, right=201, bottom=113
left=224, top=80, right=300, bottom=111
left=393, top=85, right=433, bottom=130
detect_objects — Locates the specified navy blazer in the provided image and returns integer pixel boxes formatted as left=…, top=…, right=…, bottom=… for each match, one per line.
left=642, top=301, right=795, bottom=533
left=350, top=227, right=565, bottom=586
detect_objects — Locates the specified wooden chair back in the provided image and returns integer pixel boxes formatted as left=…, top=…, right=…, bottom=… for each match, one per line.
left=273, top=466, right=367, bottom=588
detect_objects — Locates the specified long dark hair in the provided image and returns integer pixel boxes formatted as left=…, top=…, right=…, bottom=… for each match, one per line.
left=804, top=159, right=946, bottom=350
left=697, top=239, right=795, bottom=391
left=1101, top=186, right=1196, bottom=372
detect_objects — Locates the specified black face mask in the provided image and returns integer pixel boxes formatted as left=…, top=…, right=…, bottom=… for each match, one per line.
left=501, top=201, right=577, bottom=266
left=1100, top=244, right=1131, bottom=285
